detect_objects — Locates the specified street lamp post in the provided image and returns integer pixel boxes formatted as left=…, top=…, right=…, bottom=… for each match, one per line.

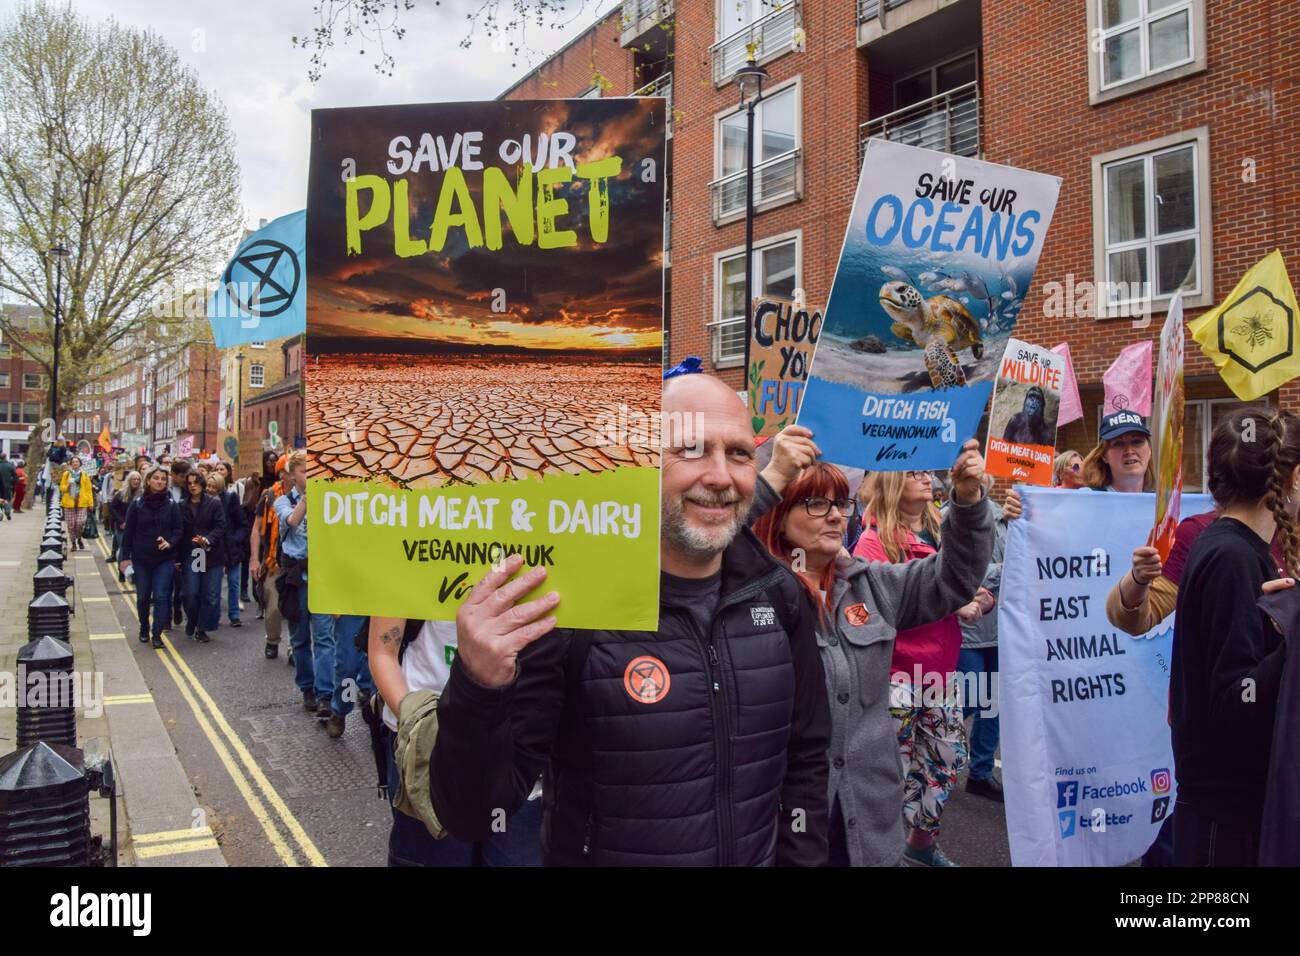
left=732, top=52, right=769, bottom=375
left=236, top=351, right=245, bottom=465
left=47, top=243, right=69, bottom=428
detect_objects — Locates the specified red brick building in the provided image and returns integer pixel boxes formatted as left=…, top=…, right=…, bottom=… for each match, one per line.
left=502, top=0, right=1300, bottom=492
left=241, top=337, right=304, bottom=462
left=0, top=304, right=50, bottom=458
left=150, top=342, right=222, bottom=458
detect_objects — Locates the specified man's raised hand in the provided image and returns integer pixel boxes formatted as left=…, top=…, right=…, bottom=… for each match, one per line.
left=762, top=425, right=821, bottom=494
left=454, top=553, right=560, bottom=689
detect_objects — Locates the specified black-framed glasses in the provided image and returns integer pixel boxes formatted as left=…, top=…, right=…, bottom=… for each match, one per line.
left=906, top=470, right=932, bottom=481
left=801, top=496, right=855, bottom=518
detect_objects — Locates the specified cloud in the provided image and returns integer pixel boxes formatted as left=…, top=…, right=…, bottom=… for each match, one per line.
left=60, top=0, right=621, bottom=228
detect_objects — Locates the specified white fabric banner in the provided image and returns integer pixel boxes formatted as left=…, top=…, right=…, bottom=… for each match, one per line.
left=1000, top=487, right=1211, bottom=866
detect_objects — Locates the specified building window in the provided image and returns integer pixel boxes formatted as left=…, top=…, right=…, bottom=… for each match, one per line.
left=576, top=85, right=601, bottom=98
left=0, top=372, right=7, bottom=388
left=25, top=402, right=41, bottom=424
left=711, top=0, right=802, bottom=86
left=0, top=342, right=10, bottom=358
left=23, top=373, right=42, bottom=390
left=1091, top=128, right=1211, bottom=316
left=250, top=340, right=266, bottom=348
left=250, top=363, right=265, bottom=387
left=1088, top=0, right=1205, bottom=104
left=712, top=80, right=801, bottom=224
left=710, top=232, right=800, bottom=368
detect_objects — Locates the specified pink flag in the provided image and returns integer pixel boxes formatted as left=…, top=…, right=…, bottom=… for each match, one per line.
left=1051, top=342, right=1083, bottom=426
left=1103, top=340, right=1153, bottom=416
left=178, top=434, right=195, bottom=458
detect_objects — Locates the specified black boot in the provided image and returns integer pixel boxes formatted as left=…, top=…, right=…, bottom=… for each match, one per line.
left=138, top=626, right=149, bottom=643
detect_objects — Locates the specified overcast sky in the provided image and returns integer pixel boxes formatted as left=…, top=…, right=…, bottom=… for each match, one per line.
left=2, top=0, right=616, bottom=227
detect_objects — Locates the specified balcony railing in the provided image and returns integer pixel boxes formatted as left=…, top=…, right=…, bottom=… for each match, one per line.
left=632, top=71, right=673, bottom=137
left=706, top=316, right=747, bottom=367
left=709, top=147, right=803, bottom=224
left=858, top=0, right=911, bottom=22
left=859, top=81, right=980, bottom=163
left=709, top=1, right=802, bottom=87
left=621, top=0, right=674, bottom=46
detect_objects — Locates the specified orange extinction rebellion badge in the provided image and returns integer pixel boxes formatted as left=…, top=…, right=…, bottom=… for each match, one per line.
left=624, top=656, right=671, bottom=704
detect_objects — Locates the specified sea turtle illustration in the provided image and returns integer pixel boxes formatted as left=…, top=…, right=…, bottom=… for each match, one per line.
left=878, top=280, right=985, bottom=388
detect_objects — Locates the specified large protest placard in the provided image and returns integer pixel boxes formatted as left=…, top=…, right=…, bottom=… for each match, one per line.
left=1000, top=487, right=1212, bottom=866
left=798, top=139, right=1060, bottom=470
left=1151, top=292, right=1186, bottom=561
left=985, top=338, right=1062, bottom=485
left=305, top=100, right=667, bottom=628
left=747, top=296, right=820, bottom=437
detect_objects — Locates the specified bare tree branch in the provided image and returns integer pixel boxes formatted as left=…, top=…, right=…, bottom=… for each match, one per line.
left=0, top=1, right=242, bottom=420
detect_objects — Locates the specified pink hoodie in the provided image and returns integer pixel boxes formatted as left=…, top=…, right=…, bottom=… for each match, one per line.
left=854, top=522, right=962, bottom=682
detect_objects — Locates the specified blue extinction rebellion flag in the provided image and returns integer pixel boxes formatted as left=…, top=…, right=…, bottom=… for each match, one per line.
left=208, top=210, right=306, bottom=347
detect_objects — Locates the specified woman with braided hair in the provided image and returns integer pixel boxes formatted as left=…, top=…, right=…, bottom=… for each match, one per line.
left=1170, top=407, right=1297, bottom=866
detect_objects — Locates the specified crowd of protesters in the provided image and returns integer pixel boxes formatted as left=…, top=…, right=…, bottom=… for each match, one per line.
left=12, top=374, right=1291, bottom=870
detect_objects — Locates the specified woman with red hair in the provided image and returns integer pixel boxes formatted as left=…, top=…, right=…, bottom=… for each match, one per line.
left=753, top=427, right=993, bottom=867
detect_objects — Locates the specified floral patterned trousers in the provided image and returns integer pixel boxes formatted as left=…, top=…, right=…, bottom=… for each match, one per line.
left=890, top=678, right=969, bottom=836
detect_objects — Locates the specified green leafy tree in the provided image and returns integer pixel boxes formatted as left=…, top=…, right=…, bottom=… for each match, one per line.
left=0, top=0, right=242, bottom=462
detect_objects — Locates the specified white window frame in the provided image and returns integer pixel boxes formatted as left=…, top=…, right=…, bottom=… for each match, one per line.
left=1087, top=0, right=1206, bottom=105
left=250, top=363, right=265, bottom=387
left=0, top=372, right=8, bottom=388
left=709, top=228, right=802, bottom=369
left=712, top=75, right=803, bottom=225
left=250, top=340, right=266, bottom=348
left=1091, top=127, right=1212, bottom=317
left=23, top=372, right=43, bottom=390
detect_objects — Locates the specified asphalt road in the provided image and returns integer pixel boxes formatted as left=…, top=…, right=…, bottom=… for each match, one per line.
left=87, top=533, right=1010, bottom=867
left=88, top=535, right=390, bottom=867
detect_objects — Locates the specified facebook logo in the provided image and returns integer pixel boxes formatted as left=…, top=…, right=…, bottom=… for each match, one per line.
left=1056, top=780, right=1079, bottom=808
left=1059, top=811, right=1077, bottom=839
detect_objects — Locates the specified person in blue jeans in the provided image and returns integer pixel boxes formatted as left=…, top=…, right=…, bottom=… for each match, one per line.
left=218, top=473, right=250, bottom=627
left=118, top=466, right=184, bottom=648
left=949, top=478, right=1008, bottom=801
left=181, top=471, right=228, bottom=643
left=276, top=450, right=337, bottom=717
left=326, top=614, right=375, bottom=738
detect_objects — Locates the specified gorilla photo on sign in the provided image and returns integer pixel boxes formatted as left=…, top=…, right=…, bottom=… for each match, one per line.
left=996, top=383, right=1059, bottom=447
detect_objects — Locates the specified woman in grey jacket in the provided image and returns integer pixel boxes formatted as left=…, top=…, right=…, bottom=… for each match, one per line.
left=752, top=427, right=993, bottom=866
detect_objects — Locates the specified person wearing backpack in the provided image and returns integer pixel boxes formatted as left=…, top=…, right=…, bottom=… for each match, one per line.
left=366, top=618, right=542, bottom=866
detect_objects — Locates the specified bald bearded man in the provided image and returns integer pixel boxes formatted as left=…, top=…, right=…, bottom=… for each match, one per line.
left=427, top=374, right=831, bottom=866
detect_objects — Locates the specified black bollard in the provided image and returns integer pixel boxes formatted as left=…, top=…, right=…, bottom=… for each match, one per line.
left=16, top=637, right=78, bottom=748
left=36, top=550, right=64, bottom=573
left=27, top=592, right=71, bottom=644
left=0, top=742, right=92, bottom=866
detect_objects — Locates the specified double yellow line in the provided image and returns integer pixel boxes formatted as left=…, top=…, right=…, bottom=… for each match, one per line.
left=94, top=535, right=327, bottom=867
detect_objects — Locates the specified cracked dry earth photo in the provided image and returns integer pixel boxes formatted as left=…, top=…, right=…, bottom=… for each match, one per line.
left=307, top=354, right=661, bottom=488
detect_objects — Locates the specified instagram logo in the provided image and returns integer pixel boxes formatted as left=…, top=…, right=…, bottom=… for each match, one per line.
left=1151, top=768, right=1171, bottom=795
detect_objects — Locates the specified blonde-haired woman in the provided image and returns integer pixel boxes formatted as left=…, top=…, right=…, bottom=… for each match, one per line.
left=109, top=471, right=144, bottom=582
left=854, top=469, right=984, bottom=867
left=60, top=456, right=95, bottom=550
left=1053, top=450, right=1086, bottom=488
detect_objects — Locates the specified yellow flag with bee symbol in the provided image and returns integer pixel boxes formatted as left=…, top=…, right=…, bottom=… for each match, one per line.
left=1189, top=249, right=1300, bottom=402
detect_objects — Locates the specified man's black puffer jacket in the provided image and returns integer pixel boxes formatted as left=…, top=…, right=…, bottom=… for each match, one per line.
left=430, top=526, right=831, bottom=866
